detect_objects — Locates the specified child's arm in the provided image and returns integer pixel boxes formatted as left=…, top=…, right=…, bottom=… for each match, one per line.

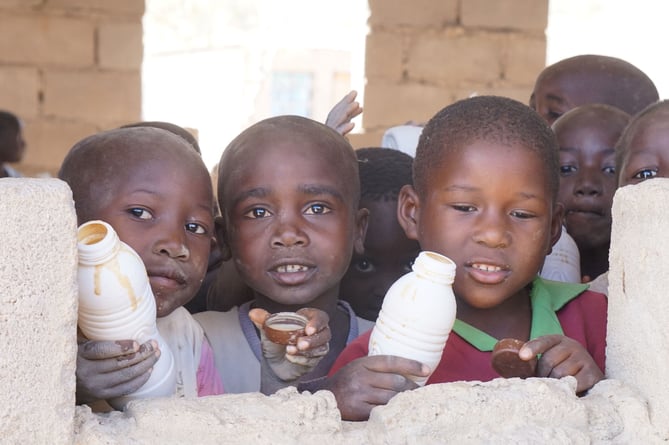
left=249, top=307, right=331, bottom=381
left=76, top=337, right=160, bottom=405
left=325, top=90, right=363, bottom=136
left=519, top=335, right=604, bottom=394
left=316, top=355, right=429, bottom=421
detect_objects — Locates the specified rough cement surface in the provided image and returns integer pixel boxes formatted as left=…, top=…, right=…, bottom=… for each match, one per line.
left=0, top=178, right=78, bottom=443
left=607, top=178, right=669, bottom=438
left=74, top=387, right=345, bottom=444
left=72, top=378, right=662, bottom=444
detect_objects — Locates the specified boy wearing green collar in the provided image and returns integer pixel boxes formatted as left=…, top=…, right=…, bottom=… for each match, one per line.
left=319, top=96, right=607, bottom=422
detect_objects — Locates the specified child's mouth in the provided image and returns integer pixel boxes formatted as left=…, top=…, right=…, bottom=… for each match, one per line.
left=467, top=262, right=509, bottom=284
left=270, top=263, right=315, bottom=286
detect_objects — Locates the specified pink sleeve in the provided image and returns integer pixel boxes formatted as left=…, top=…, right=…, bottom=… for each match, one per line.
left=197, top=338, right=224, bottom=396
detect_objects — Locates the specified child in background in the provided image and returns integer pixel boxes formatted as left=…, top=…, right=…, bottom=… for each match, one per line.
left=319, top=96, right=607, bottom=421
left=552, top=104, right=631, bottom=283
left=340, top=147, right=420, bottom=321
left=0, top=110, right=26, bottom=178
left=195, top=115, right=373, bottom=395
left=530, top=54, right=658, bottom=125
left=616, top=100, right=669, bottom=186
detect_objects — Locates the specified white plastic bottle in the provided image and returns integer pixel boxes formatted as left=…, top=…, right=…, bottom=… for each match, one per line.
left=368, top=251, right=457, bottom=385
left=77, top=220, right=176, bottom=409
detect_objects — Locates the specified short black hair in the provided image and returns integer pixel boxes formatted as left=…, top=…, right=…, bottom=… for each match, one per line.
left=615, top=99, right=669, bottom=183
left=413, top=95, right=559, bottom=201
left=120, top=121, right=201, bottom=154
left=356, top=147, right=413, bottom=203
left=0, top=111, right=20, bottom=133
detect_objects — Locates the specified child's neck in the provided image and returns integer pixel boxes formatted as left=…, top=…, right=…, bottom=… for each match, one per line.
left=456, top=288, right=532, bottom=341
left=579, top=244, right=609, bottom=282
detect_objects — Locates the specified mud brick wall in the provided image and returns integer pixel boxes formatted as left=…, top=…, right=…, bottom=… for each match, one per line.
left=0, top=0, right=144, bottom=177
left=349, top=0, right=548, bottom=148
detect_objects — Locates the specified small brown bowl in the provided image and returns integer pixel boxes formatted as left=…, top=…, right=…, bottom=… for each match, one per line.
left=491, top=338, right=537, bottom=379
left=263, top=312, right=308, bottom=345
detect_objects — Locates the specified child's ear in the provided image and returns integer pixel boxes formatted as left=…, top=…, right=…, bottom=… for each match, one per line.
left=353, top=207, right=369, bottom=255
left=547, top=202, right=565, bottom=254
left=214, top=215, right=232, bottom=261
left=397, top=184, right=420, bottom=241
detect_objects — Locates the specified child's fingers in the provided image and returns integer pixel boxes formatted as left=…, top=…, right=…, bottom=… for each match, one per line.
left=296, top=307, right=330, bottom=336
left=519, top=334, right=563, bottom=360
left=79, top=341, right=159, bottom=373
left=248, top=308, right=270, bottom=330
left=79, top=339, right=139, bottom=360
left=364, top=354, right=431, bottom=378
left=293, top=325, right=331, bottom=351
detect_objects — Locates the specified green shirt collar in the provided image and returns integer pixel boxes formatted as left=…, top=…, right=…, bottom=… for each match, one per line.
left=452, top=277, right=588, bottom=351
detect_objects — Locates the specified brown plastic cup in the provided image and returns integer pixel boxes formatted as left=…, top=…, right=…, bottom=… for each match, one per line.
left=491, top=338, right=537, bottom=379
left=263, top=312, right=308, bottom=345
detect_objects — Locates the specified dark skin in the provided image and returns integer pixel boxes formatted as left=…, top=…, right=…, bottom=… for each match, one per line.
left=340, top=198, right=420, bottom=321
left=61, top=129, right=214, bottom=404
left=0, top=119, right=26, bottom=177
left=553, top=105, right=629, bottom=281
left=216, top=119, right=368, bottom=392
left=63, top=128, right=331, bottom=405
left=618, top=105, right=669, bottom=187
left=530, top=55, right=658, bottom=125
left=323, top=141, right=603, bottom=421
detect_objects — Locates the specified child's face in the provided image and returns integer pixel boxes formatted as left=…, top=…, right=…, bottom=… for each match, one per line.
left=399, top=141, right=561, bottom=310
left=618, top=111, right=669, bottom=186
left=532, top=71, right=601, bottom=125
left=0, top=126, right=25, bottom=163
left=90, top=150, right=214, bottom=318
left=339, top=198, right=421, bottom=321
left=555, top=120, right=618, bottom=251
left=220, top=138, right=367, bottom=309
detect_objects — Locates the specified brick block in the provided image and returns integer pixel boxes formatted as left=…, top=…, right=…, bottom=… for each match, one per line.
left=607, top=178, right=669, bottom=437
left=98, top=21, right=143, bottom=70
left=503, top=35, right=546, bottom=84
left=0, top=178, right=78, bottom=444
left=408, top=31, right=502, bottom=85
left=43, top=70, right=141, bottom=124
left=461, top=0, right=548, bottom=31
left=362, top=81, right=454, bottom=130
left=45, top=0, right=145, bottom=16
left=20, top=118, right=99, bottom=175
left=0, top=0, right=42, bottom=8
left=454, top=83, right=533, bottom=104
left=348, top=129, right=386, bottom=150
left=0, top=66, right=40, bottom=118
left=365, top=31, right=404, bottom=82
left=0, top=14, right=94, bottom=67
left=368, top=0, right=458, bottom=28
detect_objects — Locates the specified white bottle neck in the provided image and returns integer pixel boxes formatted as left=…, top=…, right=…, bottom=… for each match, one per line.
left=412, top=251, right=456, bottom=284
left=77, top=220, right=122, bottom=265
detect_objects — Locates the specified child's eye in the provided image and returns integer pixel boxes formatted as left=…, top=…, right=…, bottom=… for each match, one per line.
left=452, top=204, right=476, bottom=212
left=185, top=222, right=207, bottom=235
left=355, top=258, right=375, bottom=273
left=305, top=204, right=331, bottom=215
left=547, top=110, right=562, bottom=121
left=128, top=208, right=152, bottom=220
left=244, top=207, right=272, bottom=219
left=602, top=166, right=616, bottom=176
left=633, top=168, right=658, bottom=180
left=510, top=210, right=535, bottom=219
left=559, top=165, right=577, bottom=176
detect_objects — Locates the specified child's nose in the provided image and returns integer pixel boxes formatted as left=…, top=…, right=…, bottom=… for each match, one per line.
left=271, top=214, right=308, bottom=248
left=154, top=228, right=190, bottom=259
left=574, top=170, right=603, bottom=197
left=472, top=211, right=511, bottom=248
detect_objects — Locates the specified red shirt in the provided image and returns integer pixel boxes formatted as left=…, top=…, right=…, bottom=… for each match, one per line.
left=329, top=287, right=607, bottom=383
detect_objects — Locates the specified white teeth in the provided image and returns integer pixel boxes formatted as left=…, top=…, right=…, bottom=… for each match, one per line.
left=277, top=264, right=308, bottom=273
left=473, top=263, right=502, bottom=272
